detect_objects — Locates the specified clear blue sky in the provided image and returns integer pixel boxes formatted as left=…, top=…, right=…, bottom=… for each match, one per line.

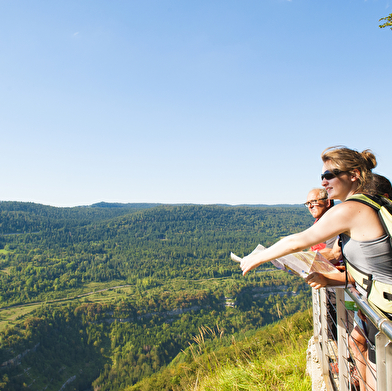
left=1, top=0, right=391, bottom=207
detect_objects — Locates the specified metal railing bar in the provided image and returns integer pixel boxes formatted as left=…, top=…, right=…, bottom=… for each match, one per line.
left=385, top=341, right=392, bottom=391
left=345, top=287, right=392, bottom=341
left=336, top=288, right=349, bottom=391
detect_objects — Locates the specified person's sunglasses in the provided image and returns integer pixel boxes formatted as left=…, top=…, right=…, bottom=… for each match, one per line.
left=321, top=169, right=345, bottom=181
left=304, top=198, right=328, bottom=208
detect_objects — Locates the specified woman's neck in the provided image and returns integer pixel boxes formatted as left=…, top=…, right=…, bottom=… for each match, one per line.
left=342, top=187, right=361, bottom=201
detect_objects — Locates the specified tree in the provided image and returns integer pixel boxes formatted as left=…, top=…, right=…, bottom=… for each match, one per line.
left=379, top=13, right=392, bottom=30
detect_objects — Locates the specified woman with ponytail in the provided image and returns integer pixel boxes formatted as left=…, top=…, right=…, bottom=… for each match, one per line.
left=237, top=146, right=392, bottom=391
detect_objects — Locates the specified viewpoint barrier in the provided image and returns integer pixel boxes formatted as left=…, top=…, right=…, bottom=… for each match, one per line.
left=312, top=286, right=392, bottom=391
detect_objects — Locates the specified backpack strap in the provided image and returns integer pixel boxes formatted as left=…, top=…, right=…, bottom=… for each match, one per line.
left=346, top=193, right=392, bottom=245
left=346, top=262, right=373, bottom=294
left=344, top=193, right=392, bottom=312
left=345, top=193, right=382, bottom=211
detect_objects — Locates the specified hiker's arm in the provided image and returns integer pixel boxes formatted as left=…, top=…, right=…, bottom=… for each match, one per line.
left=305, top=271, right=348, bottom=289
left=240, top=204, right=353, bottom=275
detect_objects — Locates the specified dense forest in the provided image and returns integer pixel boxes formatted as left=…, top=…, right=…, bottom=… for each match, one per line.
left=0, top=202, right=314, bottom=390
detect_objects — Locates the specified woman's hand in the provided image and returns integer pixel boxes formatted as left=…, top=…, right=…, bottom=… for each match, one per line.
left=305, top=272, right=328, bottom=289
left=240, top=258, right=263, bottom=276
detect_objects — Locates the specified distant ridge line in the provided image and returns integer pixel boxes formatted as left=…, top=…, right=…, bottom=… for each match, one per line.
left=89, top=202, right=304, bottom=209
left=0, top=200, right=305, bottom=209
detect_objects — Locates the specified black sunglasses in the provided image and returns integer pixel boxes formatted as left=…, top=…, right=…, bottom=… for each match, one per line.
left=321, top=169, right=345, bottom=181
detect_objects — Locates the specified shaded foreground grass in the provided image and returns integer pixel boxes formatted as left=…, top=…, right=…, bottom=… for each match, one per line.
left=129, top=308, right=313, bottom=391
left=191, top=337, right=311, bottom=391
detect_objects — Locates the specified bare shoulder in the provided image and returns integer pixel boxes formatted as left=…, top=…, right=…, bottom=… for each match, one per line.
left=342, top=200, right=379, bottom=217
left=316, top=200, right=378, bottom=234
left=322, top=201, right=363, bottom=219
left=331, top=200, right=384, bottom=240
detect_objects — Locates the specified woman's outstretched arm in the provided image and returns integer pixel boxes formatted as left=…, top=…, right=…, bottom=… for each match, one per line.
left=239, top=203, right=354, bottom=275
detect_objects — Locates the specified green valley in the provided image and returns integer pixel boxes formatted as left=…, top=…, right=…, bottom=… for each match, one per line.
left=0, top=202, right=314, bottom=390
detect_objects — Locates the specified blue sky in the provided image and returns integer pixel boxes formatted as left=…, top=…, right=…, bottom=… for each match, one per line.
left=1, top=0, right=391, bottom=207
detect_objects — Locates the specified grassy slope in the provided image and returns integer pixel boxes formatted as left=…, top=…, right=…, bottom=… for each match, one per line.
left=129, top=309, right=313, bottom=391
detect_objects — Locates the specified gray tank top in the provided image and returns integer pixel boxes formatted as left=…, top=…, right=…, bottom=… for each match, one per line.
left=341, top=233, right=392, bottom=284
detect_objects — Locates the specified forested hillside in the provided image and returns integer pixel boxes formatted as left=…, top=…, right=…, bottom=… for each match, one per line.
left=0, top=202, right=314, bottom=390
left=0, top=202, right=159, bottom=235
